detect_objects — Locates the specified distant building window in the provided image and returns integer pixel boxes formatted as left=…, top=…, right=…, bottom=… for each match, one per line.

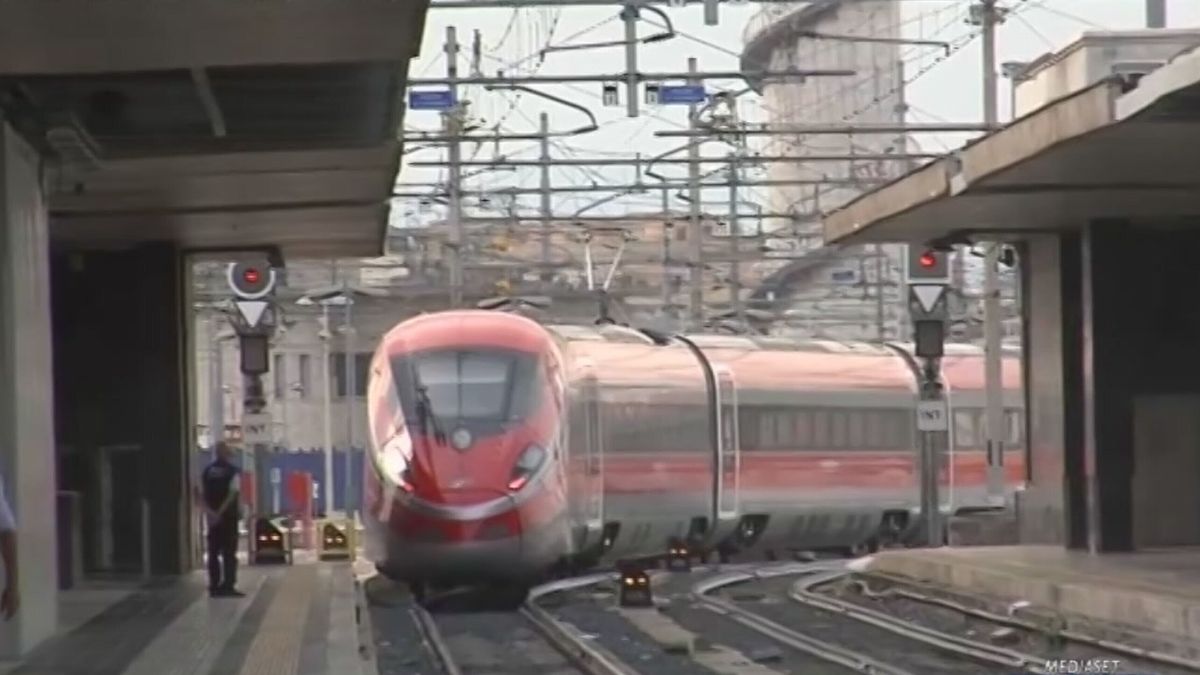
left=273, top=353, right=286, bottom=398
left=331, top=351, right=372, bottom=397
left=298, top=354, right=312, bottom=398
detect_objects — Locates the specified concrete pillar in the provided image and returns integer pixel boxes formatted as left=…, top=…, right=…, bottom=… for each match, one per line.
left=0, top=121, right=58, bottom=655
left=1079, top=220, right=1134, bottom=553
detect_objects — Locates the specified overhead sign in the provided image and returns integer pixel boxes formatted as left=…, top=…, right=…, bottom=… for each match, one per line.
left=910, top=284, right=947, bottom=315
left=660, top=84, right=707, bottom=105
left=236, top=300, right=269, bottom=329
left=242, top=413, right=272, bottom=445
left=408, top=89, right=456, bottom=111
left=916, top=400, right=948, bottom=431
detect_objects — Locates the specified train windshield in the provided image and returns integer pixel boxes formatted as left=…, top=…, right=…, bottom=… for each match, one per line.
left=392, top=348, right=540, bottom=432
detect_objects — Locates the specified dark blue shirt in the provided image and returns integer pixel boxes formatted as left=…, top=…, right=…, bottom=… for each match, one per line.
left=201, top=458, right=241, bottom=521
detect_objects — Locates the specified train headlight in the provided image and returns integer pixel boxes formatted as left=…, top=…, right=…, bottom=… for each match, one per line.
left=507, top=444, right=547, bottom=492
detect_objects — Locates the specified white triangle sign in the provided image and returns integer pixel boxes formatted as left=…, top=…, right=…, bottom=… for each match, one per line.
left=912, top=285, right=946, bottom=314
left=236, top=300, right=268, bottom=328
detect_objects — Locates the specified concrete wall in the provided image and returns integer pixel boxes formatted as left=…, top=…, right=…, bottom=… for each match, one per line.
left=0, top=121, right=57, bottom=655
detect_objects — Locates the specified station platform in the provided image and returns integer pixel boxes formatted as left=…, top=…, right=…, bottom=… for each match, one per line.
left=862, top=545, right=1200, bottom=652
left=0, top=557, right=370, bottom=675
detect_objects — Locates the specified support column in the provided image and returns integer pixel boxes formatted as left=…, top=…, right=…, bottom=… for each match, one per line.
left=0, top=121, right=58, bottom=655
left=1079, top=220, right=1134, bottom=553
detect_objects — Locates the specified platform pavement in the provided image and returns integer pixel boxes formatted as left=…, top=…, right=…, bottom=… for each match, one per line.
left=0, top=553, right=373, bottom=675
left=862, top=545, right=1200, bottom=652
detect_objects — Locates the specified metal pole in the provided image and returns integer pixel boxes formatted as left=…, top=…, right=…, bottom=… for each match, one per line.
left=343, top=296, right=355, bottom=516
left=727, top=154, right=742, bottom=323
left=209, top=314, right=224, bottom=448
left=622, top=4, right=639, bottom=118
left=919, top=361, right=945, bottom=547
left=981, top=0, right=1005, bottom=505
left=446, top=26, right=465, bottom=308
left=539, top=113, right=552, bottom=284
left=1147, top=0, right=1166, bottom=28
left=661, top=189, right=673, bottom=328
left=321, top=303, right=334, bottom=515
left=874, top=245, right=885, bottom=341
left=686, top=57, right=703, bottom=330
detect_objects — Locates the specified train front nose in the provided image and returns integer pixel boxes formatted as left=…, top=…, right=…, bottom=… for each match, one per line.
left=387, top=489, right=537, bottom=584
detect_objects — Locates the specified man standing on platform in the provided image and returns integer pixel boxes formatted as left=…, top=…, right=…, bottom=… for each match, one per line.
left=200, top=442, right=245, bottom=598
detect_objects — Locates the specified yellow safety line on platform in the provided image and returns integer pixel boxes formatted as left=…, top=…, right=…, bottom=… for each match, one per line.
left=238, top=565, right=318, bottom=675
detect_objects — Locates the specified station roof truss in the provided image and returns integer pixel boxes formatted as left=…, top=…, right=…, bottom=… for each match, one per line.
left=822, top=45, right=1200, bottom=246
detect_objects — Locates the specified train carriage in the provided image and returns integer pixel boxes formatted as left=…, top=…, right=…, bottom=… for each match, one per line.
left=362, top=309, right=1025, bottom=603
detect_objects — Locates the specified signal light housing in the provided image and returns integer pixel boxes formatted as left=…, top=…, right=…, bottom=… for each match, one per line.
left=906, top=246, right=949, bottom=282
left=617, top=563, right=654, bottom=608
left=665, top=537, right=692, bottom=572
left=252, top=517, right=292, bottom=565
left=318, top=520, right=354, bottom=561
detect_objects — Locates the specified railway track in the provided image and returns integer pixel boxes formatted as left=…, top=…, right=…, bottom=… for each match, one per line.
left=692, top=562, right=1047, bottom=674
left=413, top=573, right=639, bottom=675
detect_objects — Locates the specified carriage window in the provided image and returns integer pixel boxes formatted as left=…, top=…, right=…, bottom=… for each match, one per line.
left=829, top=411, right=848, bottom=448
left=954, top=410, right=978, bottom=448
left=794, top=410, right=812, bottom=449
left=847, top=411, right=865, bottom=449
left=864, top=412, right=884, bottom=448
left=774, top=411, right=794, bottom=447
left=812, top=410, right=830, bottom=448
left=882, top=410, right=909, bottom=449
left=739, top=409, right=758, bottom=450
left=759, top=411, right=776, bottom=448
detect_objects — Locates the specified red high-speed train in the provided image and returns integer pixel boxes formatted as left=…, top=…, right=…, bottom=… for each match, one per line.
left=362, top=309, right=1024, bottom=601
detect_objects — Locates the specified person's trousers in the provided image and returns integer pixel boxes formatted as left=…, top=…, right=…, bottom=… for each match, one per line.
left=207, top=519, right=239, bottom=591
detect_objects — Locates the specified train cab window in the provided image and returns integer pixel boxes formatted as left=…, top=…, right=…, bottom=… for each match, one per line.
left=392, top=348, right=541, bottom=434
left=954, top=410, right=979, bottom=449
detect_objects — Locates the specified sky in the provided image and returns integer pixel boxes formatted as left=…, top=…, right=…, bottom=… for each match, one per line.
left=391, top=0, right=1200, bottom=227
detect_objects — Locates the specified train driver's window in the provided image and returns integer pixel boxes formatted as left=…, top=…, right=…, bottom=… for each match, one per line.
left=953, top=410, right=978, bottom=449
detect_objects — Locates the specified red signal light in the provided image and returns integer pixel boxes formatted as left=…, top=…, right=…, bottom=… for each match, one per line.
left=243, top=268, right=261, bottom=284
left=918, top=251, right=937, bottom=268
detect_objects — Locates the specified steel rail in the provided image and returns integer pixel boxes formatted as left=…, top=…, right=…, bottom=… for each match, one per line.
left=691, top=563, right=916, bottom=675
left=791, top=570, right=1044, bottom=672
